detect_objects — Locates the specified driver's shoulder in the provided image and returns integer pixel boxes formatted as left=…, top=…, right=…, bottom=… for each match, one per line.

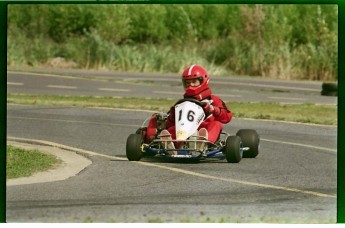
left=210, top=94, right=222, bottom=101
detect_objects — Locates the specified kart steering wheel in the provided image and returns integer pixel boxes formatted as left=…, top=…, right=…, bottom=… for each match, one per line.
left=174, top=98, right=204, bottom=107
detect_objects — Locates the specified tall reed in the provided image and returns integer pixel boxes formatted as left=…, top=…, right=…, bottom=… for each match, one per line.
left=7, top=4, right=338, bottom=81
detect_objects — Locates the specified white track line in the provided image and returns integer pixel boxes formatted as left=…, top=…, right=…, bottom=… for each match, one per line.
left=7, top=116, right=140, bottom=128
left=153, top=91, right=182, bottom=95
left=7, top=82, right=24, bottom=86
left=99, top=88, right=130, bottom=92
left=47, top=85, right=77, bottom=89
left=261, top=138, right=336, bottom=153
left=268, top=97, right=306, bottom=101
left=8, top=70, right=320, bottom=92
left=7, top=137, right=336, bottom=198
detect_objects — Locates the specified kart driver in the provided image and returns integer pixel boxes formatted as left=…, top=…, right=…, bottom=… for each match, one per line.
left=160, top=64, right=233, bottom=153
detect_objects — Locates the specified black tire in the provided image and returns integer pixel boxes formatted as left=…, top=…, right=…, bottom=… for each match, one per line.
left=321, top=90, right=337, bottom=97
left=236, top=129, right=260, bottom=158
left=321, top=82, right=337, bottom=97
left=322, top=82, right=337, bottom=92
left=126, top=134, right=143, bottom=161
left=224, top=136, right=242, bottom=163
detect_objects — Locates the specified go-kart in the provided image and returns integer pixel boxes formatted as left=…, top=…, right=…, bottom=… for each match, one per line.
left=126, top=98, right=260, bottom=163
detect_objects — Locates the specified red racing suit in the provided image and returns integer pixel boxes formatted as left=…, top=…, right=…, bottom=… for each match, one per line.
left=165, top=94, right=232, bottom=143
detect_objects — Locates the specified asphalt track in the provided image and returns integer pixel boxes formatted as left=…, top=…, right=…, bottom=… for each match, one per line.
left=6, top=68, right=337, bottom=222
left=7, top=67, right=337, bottom=105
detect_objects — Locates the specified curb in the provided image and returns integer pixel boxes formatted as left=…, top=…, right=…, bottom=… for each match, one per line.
left=7, top=138, right=92, bottom=186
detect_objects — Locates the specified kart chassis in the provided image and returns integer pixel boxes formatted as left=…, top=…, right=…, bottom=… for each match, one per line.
left=141, top=131, right=249, bottom=159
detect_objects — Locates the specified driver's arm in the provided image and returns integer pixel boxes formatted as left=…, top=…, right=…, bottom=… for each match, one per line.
left=212, top=96, right=233, bottom=124
left=166, top=106, right=175, bottom=129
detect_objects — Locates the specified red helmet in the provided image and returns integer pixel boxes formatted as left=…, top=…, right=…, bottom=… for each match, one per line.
left=182, top=64, right=210, bottom=97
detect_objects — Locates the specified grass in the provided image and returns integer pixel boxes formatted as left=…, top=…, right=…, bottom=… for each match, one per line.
left=230, top=102, right=337, bottom=125
left=6, top=145, right=61, bottom=179
left=7, top=93, right=337, bottom=125
left=147, top=216, right=336, bottom=223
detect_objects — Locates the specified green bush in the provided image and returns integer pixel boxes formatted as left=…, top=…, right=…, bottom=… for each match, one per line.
left=7, top=4, right=338, bottom=81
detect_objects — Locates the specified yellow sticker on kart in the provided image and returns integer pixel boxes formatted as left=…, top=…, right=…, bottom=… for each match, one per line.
left=176, top=130, right=187, bottom=140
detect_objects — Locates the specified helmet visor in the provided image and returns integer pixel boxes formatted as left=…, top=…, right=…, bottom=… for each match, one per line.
left=182, top=77, right=204, bottom=88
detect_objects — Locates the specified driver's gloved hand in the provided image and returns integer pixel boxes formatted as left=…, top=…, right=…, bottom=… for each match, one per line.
left=202, top=102, right=221, bottom=116
left=167, top=106, right=175, bottom=122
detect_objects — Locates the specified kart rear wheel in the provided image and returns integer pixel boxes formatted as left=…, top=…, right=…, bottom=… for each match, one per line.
left=126, top=134, right=143, bottom=161
left=236, top=129, right=260, bottom=158
left=224, top=136, right=242, bottom=163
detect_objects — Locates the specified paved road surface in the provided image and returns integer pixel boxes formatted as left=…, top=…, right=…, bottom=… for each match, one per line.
left=6, top=104, right=337, bottom=223
left=7, top=67, right=337, bottom=105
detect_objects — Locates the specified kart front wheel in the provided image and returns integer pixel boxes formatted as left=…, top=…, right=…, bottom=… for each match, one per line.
left=236, top=129, right=260, bottom=158
left=224, top=136, right=242, bottom=163
left=126, top=134, right=143, bottom=161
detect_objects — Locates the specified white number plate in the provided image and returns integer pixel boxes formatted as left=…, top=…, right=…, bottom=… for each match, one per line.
left=175, top=101, right=205, bottom=140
